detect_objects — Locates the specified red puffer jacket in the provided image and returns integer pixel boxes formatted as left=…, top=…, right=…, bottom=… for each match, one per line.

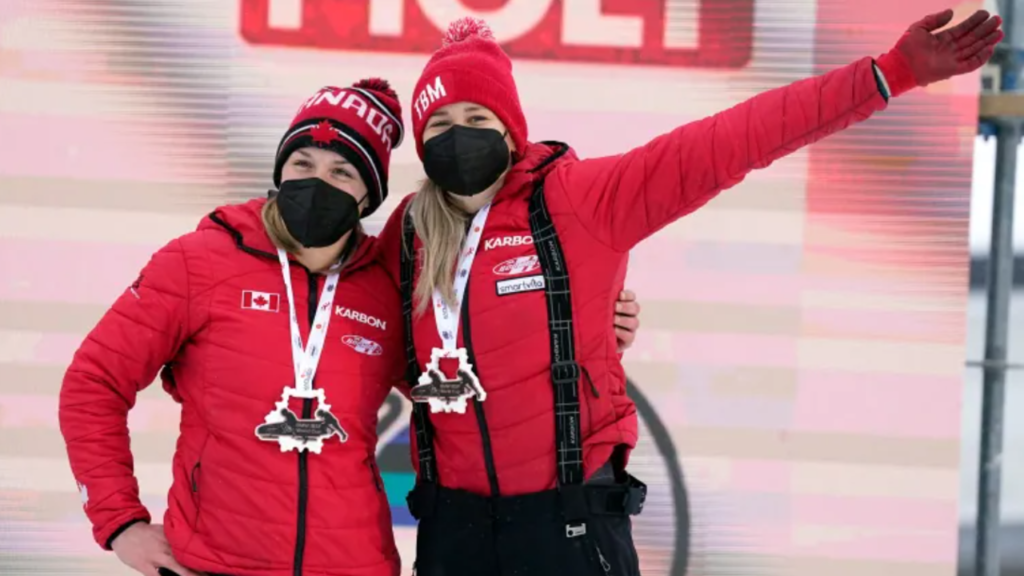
left=378, top=57, right=889, bottom=497
left=59, top=199, right=405, bottom=576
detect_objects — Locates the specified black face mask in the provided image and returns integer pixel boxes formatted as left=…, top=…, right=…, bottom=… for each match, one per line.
left=273, top=178, right=362, bottom=248
left=422, top=126, right=510, bottom=197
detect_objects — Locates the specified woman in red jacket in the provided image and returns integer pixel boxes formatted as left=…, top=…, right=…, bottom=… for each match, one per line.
left=59, top=78, right=411, bottom=576
left=378, top=9, right=1003, bottom=576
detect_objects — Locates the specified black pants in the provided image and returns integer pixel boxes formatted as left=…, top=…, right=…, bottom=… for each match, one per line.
left=410, top=469, right=643, bottom=576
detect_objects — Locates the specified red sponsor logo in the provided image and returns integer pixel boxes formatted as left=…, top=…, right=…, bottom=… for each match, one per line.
left=342, top=335, right=384, bottom=356
left=493, top=255, right=540, bottom=276
left=240, top=0, right=754, bottom=69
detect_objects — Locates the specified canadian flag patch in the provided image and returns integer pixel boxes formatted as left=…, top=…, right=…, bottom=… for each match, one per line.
left=241, top=290, right=280, bottom=312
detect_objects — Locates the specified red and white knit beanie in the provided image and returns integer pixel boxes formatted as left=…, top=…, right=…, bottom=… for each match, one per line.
left=274, top=78, right=404, bottom=217
left=410, top=18, right=528, bottom=160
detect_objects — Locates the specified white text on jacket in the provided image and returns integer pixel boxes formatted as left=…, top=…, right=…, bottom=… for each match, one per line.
left=496, top=275, right=546, bottom=296
left=335, top=306, right=386, bottom=331
left=485, top=235, right=533, bottom=251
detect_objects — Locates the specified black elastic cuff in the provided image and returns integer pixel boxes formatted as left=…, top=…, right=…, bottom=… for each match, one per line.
left=871, top=60, right=891, bottom=102
left=105, top=517, right=148, bottom=550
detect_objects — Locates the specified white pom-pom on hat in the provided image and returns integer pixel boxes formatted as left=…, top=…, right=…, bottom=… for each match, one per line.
left=443, top=17, right=496, bottom=46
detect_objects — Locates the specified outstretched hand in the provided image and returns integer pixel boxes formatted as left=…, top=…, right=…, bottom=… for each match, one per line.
left=878, top=8, right=1003, bottom=97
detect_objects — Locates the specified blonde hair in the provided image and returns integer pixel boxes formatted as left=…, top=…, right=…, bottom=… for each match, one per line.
left=406, top=179, right=469, bottom=315
left=262, top=198, right=302, bottom=253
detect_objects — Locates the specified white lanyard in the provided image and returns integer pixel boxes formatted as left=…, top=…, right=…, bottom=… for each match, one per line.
left=277, top=249, right=341, bottom=391
left=432, top=204, right=491, bottom=351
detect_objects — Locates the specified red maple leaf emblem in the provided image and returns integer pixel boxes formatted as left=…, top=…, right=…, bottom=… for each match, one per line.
left=310, top=120, right=337, bottom=144
left=253, top=295, right=269, bottom=308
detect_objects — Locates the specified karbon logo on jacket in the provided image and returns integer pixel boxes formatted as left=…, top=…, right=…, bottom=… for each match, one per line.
left=335, top=306, right=387, bottom=331
left=239, top=0, right=755, bottom=69
left=485, top=235, right=533, bottom=252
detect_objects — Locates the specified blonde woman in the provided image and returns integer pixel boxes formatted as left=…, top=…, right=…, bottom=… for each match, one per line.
left=378, top=10, right=1003, bottom=576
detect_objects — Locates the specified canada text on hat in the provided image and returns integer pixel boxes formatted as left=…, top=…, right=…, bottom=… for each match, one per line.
left=294, top=86, right=404, bottom=152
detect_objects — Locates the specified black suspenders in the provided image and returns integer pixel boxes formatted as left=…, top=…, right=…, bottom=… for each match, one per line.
left=400, top=212, right=439, bottom=485
left=527, top=179, right=594, bottom=536
left=401, top=179, right=644, bottom=528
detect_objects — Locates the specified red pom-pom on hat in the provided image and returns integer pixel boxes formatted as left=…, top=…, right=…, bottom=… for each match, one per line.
left=352, top=77, right=398, bottom=101
left=443, top=17, right=496, bottom=46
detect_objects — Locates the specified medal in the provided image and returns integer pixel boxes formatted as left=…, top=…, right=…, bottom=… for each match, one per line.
left=415, top=204, right=491, bottom=414
left=255, top=387, right=348, bottom=453
left=255, top=249, right=347, bottom=453
left=411, top=348, right=486, bottom=414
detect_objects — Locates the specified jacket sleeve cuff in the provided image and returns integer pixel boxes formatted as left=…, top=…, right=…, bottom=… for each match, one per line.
left=873, top=50, right=916, bottom=98
left=871, top=63, right=891, bottom=101
left=99, top=514, right=151, bottom=551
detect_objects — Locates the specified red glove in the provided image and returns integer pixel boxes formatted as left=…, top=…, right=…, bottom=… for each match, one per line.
left=876, top=9, right=1003, bottom=98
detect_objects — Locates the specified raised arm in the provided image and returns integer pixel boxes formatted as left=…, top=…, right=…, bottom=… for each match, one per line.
left=554, top=9, right=1002, bottom=252
left=59, top=238, right=195, bottom=551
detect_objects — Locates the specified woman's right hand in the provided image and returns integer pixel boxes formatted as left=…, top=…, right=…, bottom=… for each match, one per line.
left=111, top=523, right=204, bottom=576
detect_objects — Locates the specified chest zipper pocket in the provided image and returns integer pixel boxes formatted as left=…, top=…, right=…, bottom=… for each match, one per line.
left=190, top=461, right=203, bottom=527
left=368, top=460, right=383, bottom=492
left=581, top=365, right=599, bottom=433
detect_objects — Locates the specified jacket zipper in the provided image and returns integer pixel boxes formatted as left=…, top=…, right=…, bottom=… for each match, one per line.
left=460, top=287, right=501, bottom=497
left=594, top=542, right=612, bottom=574
left=292, top=269, right=318, bottom=576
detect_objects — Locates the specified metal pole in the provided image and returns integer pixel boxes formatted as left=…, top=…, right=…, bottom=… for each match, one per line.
left=975, top=20, right=1019, bottom=568
left=975, top=115, right=1017, bottom=576
left=975, top=4, right=1018, bottom=574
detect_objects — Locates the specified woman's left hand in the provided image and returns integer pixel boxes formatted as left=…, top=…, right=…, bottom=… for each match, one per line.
left=614, top=290, right=641, bottom=353
left=878, top=9, right=1002, bottom=97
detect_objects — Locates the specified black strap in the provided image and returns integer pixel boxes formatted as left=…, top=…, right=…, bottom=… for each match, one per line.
left=527, top=180, right=585, bottom=488
left=587, top=473, right=647, bottom=516
left=399, top=210, right=438, bottom=485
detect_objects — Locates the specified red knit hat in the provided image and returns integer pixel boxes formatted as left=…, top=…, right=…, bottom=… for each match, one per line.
left=274, top=78, right=404, bottom=217
left=410, top=18, right=528, bottom=160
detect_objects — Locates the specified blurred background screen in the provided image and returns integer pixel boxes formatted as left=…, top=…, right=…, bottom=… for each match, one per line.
left=0, top=1, right=994, bottom=575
